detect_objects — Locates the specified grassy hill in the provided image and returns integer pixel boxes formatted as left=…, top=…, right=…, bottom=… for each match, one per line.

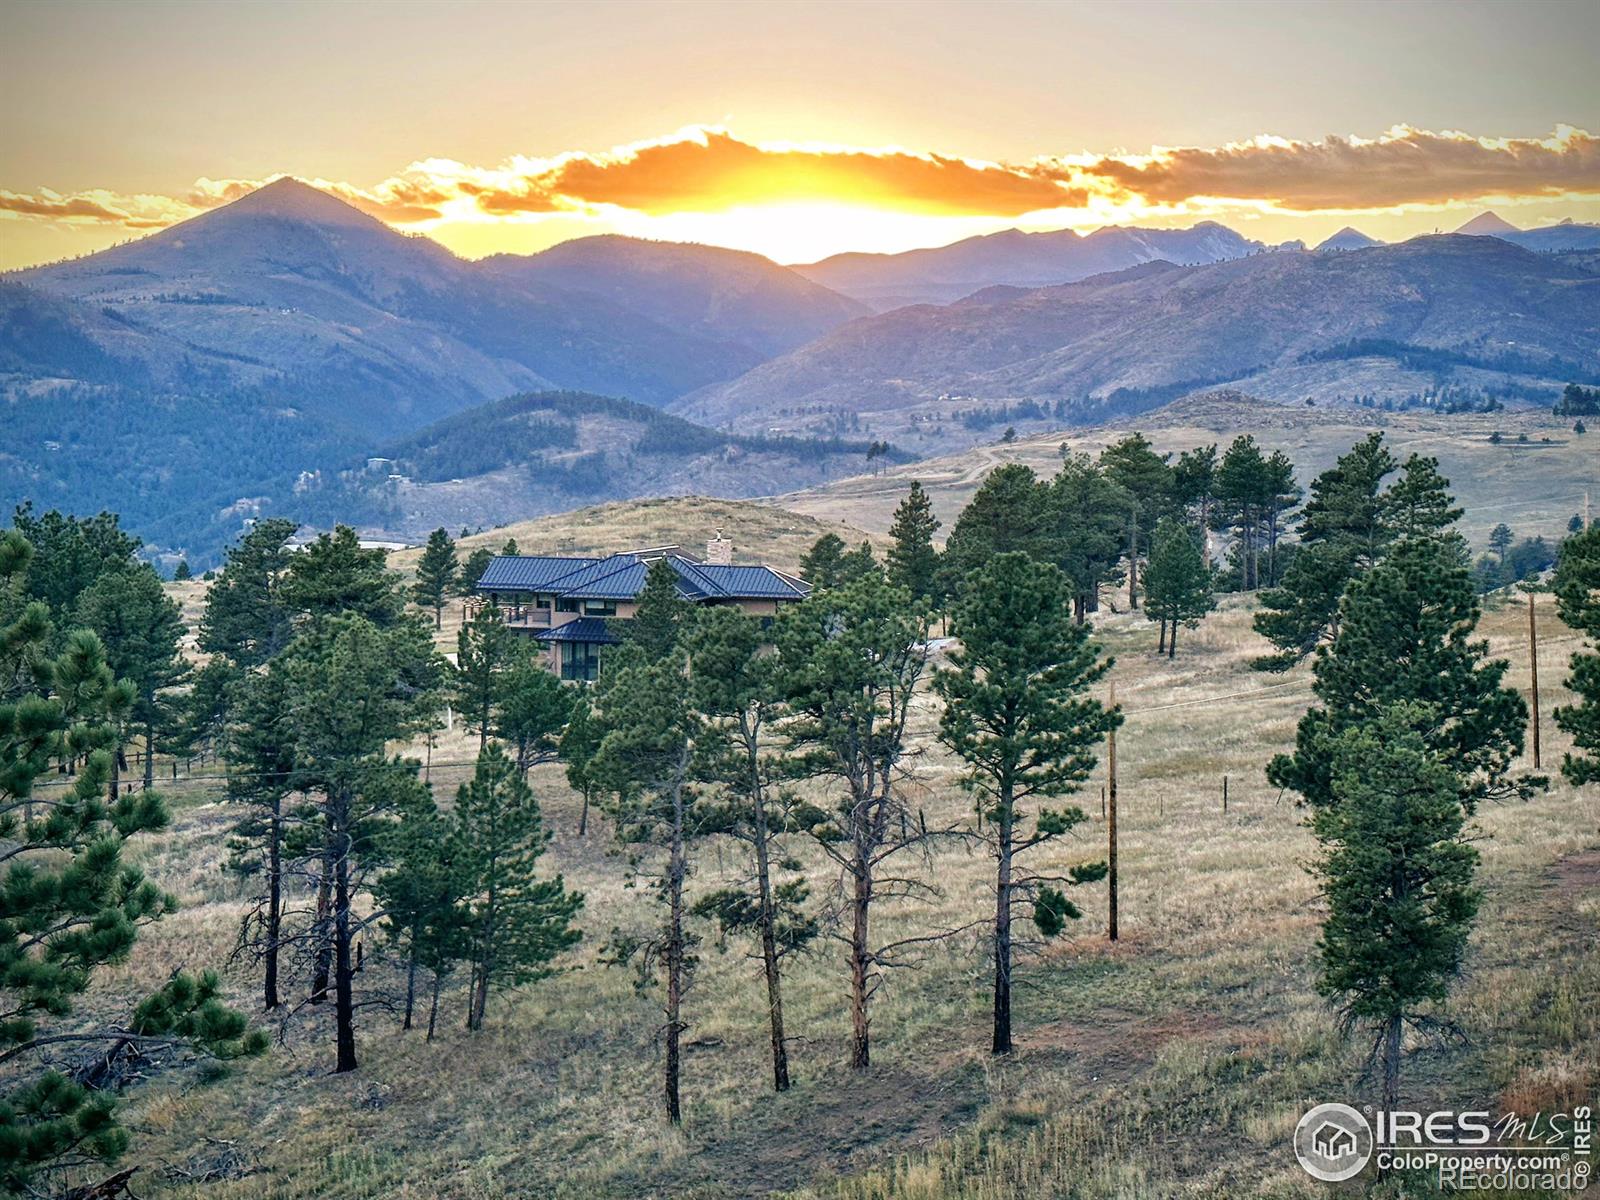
left=102, top=582, right=1598, bottom=1199
left=336, top=391, right=906, bottom=542
left=779, top=391, right=1600, bottom=552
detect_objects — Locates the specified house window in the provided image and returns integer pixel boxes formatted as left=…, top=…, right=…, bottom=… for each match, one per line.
left=559, top=641, right=603, bottom=682
left=556, top=597, right=580, bottom=613
left=583, top=599, right=617, bottom=616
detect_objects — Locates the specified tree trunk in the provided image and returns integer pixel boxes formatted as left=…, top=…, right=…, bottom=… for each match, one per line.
left=751, top=764, right=790, bottom=1091
left=332, top=789, right=358, bottom=1073
left=992, top=787, right=1014, bottom=1055
left=1168, top=621, right=1178, bottom=659
left=664, top=772, right=687, bottom=1123
left=143, top=718, right=155, bottom=790
left=849, top=847, right=872, bottom=1070
left=426, top=970, right=442, bottom=1042
left=578, top=786, right=590, bottom=837
left=311, top=836, right=333, bottom=1004
left=1382, top=1013, right=1401, bottom=1112
left=469, top=846, right=498, bottom=1032
left=264, top=800, right=282, bottom=1010
left=1157, top=618, right=1168, bottom=654
left=1126, top=509, right=1139, bottom=609
left=403, top=942, right=418, bottom=1031
left=108, top=742, right=119, bottom=804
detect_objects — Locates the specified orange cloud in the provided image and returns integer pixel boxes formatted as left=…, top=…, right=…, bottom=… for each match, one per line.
left=448, top=129, right=1087, bottom=217
left=1084, top=125, right=1600, bottom=210
left=3, top=125, right=1597, bottom=244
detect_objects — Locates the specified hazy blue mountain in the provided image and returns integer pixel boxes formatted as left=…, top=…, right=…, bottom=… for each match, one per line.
left=480, top=235, right=867, bottom=359
left=1315, top=227, right=1384, bottom=252
left=680, top=235, right=1600, bottom=440
left=793, top=221, right=1271, bottom=308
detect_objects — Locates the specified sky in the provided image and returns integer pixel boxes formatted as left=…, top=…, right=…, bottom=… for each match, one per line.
left=1, top=0, right=1597, bottom=269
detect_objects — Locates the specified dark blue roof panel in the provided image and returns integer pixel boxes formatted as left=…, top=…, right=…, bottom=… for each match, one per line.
left=532, top=617, right=621, bottom=644
left=476, top=553, right=808, bottom=603
left=477, top=555, right=599, bottom=591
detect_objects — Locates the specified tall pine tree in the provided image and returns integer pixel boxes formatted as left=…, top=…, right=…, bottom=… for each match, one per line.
left=885, top=481, right=941, bottom=607
left=934, top=553, right=1116, bottom=1053
left=413, top=528, right=460, bottom=629
left=1552, top=524, right=1600, bottom=785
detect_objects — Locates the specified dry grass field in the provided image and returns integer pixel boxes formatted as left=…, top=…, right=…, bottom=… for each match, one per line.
left=84, top=573, right=1599, bottom=1199
left=780, top=395, right=1600, bottom=553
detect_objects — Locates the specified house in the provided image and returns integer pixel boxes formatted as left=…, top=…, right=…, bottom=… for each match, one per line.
left=473, top=537, right=809, bottom=681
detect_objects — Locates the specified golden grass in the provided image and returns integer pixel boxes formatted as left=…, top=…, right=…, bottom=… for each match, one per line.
left=73, top=587, right=1599, bottom=1200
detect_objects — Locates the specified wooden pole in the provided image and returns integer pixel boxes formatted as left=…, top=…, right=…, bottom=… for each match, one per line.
left=1528, top=592, right=1541, bottom=770
left=1107, top=682, right=1119, bottom=943
left=1223, top=774, right=1229, bottom=814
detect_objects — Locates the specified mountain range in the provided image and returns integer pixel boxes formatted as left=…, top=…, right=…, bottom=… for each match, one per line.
left=675, top=234, right=1600, bottom=444
left=3, top=179, right=1598, bottom=559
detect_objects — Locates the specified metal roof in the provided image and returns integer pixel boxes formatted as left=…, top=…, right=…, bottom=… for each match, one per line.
left=476, top=553, right=810, bottom=603
left=532, top=617, right=620, bottom=644
left=477, top=555, right=599, bottom=591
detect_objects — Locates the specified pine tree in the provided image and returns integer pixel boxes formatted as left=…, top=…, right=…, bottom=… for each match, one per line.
left=626, top=558, right=689, bottom=662
left=942, top=464, right=1057, bottom=593
left=1552, top=524, right=1600, bottom=785
left=1143, top=518, right=1216, bottom=657
left=775, top=573, right=937, bottom=1070
left=1172, top=443, right=1219, bottom=556
left=885, top=481, right=941, bottom=606
left=198, top=517, right=297, bottom=671
left=413, top=528, right=459, bottom=629
left=280, top=526, right=404, bottom=627
left=223, top=661, right=301, bottom=1011
left=373, top=773, right=470, bottom=1033
left=1213, top=435, right=1274, bottom=591
left=75, top=564, right=189, bottom=789
left=496, top=643, right=575, bottom=774
left=455, top=745, right=582, bottom=1031
left=686, top=606, right=815, bottom=1091
left=457, top=603, right=513, bottom=752
left=1099, top=433, right=1173, bottom=608
left=172, top=559, right=192, bottom=581
left=1384, top=454, right=1464, bottom=541
left=560, top=693, right=602, bottom=836
left=281, top=614, right=443, bottom=1071
left=1488, top=523, right=1514, bottom=564
left=1050, top=453, right=1127, bottom=622
left=934, top=553, right=1116, bottom=1054
left=1252, top=433, right=1399, bottom=668
left=0, top=533, right=263, bottom=1195
left=1311, top=705, right=1480, bottom=1110
left=459, top=546, right=495, bottom=594
left=590, top=644, right=708, bottom=1123
left=798, top=533, right=848, bottom=590
left=1268, top=535, right=1536, bottom=814
left=1261, top=449, right=1302, bottom=587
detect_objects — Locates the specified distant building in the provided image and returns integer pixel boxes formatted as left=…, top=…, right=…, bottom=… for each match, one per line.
left=474, top=537, right=809, bottom=681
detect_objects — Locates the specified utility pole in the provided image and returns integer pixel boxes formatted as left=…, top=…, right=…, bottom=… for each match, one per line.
left=1107, top=682, right=1119, bottom=943
left=1528, top=592, right=1541, bottom=770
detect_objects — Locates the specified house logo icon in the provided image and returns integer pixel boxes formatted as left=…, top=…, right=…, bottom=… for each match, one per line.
left=1293, top=1103, right=1373, bottom=1181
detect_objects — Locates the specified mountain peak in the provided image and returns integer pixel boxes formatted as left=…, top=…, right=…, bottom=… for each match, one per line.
left=1315, top=226, right=1382, bottom=252
left=1455, top=210, right=1521, bottom=236
left=225, top=176, right=374, bottom=226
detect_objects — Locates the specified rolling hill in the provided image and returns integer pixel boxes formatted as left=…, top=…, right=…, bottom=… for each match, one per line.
left=311, top=390, right=907, bottom=542
left=679, top=235, right=1600, bottom=449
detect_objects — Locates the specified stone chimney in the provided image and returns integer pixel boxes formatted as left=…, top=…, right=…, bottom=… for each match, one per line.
left=705, top=530, right=733, bottom=565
